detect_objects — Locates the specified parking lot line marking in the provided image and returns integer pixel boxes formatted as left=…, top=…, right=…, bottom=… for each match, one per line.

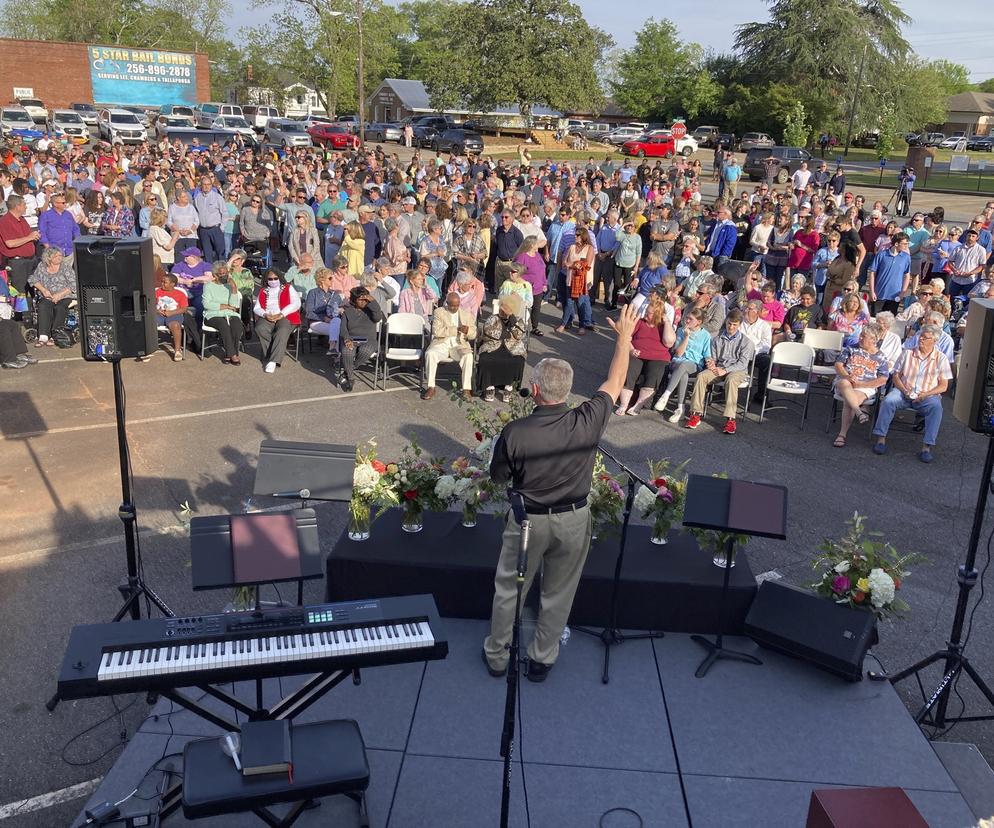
left=2, top=386, right=409, bottom=441
left=0, top=778, right=101, bottom=820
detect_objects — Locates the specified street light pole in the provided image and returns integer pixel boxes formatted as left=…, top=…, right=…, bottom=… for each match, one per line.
left=356, top=0, right=365, bottom=150
left=843, top=42, right=867, bottom=159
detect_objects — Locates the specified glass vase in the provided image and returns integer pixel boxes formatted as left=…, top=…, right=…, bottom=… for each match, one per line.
left=402, top=501, right=424, bottom=533
left=712, top=545, right=737, bottom=568
left=650, top=520, right=670, bottom=545
left=461, top=501, right=478, bottom=528
left=348, top=499, right=371, bottom=541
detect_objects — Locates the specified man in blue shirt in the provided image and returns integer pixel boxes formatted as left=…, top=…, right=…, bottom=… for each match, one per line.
left=192, top=176, right=226, bottom=262
left=592, top=208, right=621, bottom=306
left=867, top=233, right=911, bottom=314
left=38, top=192, right=80, bottom=263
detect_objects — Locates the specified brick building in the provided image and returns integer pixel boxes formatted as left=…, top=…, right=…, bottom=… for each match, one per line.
left=0, top=38, right=210, bottom=107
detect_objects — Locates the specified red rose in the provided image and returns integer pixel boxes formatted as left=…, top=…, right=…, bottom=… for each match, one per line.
left=653, top=478, right=667, bottom=488
left=474, top=431, right=484, bottom=442
left=404, top=490, right=418, bottom=500
left=853, top=591, right=865, bottom=604
left=371, top=460, right=386, bottom=473
left=893, top=578, right=902, bottom=590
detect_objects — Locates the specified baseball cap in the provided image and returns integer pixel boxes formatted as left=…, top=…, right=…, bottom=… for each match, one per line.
left=402, top=196, right=417, bottom=205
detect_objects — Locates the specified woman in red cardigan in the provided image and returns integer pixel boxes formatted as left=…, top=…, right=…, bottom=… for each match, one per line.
left=615, top=291, right=677, bottom=415
left=253, top=268, right=302, bottom=373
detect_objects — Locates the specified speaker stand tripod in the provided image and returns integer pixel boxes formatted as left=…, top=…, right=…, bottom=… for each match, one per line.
left=887, top=436, right=994, bottom=728
left=47, top=359, right=172, bottom=712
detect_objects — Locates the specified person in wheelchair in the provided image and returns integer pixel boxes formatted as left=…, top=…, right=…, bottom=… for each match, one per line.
left=28, top=247, right=76, bottom=348
left=478, top=293, right=528, bottom=403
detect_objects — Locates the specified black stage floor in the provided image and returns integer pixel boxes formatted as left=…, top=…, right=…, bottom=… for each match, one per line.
left=74, top=615, right=980, bottom=827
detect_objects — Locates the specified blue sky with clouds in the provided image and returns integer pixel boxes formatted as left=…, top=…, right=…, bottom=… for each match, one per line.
left=232, top=1, right=994, bottom=82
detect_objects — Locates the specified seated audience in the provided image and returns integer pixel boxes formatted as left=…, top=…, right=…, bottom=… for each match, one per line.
left=478, top=293, right=528, bottom=402
left=829, top=293, right=870, bottom=349
left=286, top=252, right=318, bottom=299
left=28, top=248, right=76, bottom=347
left=154, top=271, right=190, bottom=361
left=399, top=267, right=438, bottom=322
left=305, top=268, right=343, bottom=351
left=831, top=324, right=889, bottom=447
left=253, top=268, right=301, bottom=374
left=904, top=311, right=955, bottom=363
left=684, top=309, right=755, bottom=434
left=450, top=269, right=485, bottom=318
left=759, top=280, right=785, bottom=334
left=740, top=299, right=773, bottom=404
left=874, top=311, right=903, bottom=371
left=692, top=282, right=725, bottom=336
left=653, top=307, right=712, bottom=421
left=872, top=323, right=952, bottom=463
left=202, top=264, right=244, bottom=364
left=615, top=291, right=677, bottom=416
left=781, top=286, right=825, bottom=343
left=423, top=291, right=477, bottom=400
left=339, top=286, right=385, bottom=392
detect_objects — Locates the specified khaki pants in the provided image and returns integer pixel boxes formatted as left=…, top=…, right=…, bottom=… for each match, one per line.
left=484, top=506, right=592, bottom=670
left=690, top=368, right=747, bottom=419
left=425, top=342, right=474, bottom=389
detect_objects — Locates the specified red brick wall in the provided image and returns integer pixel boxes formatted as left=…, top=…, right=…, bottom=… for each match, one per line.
left=0, top=38, right=211, bottom=108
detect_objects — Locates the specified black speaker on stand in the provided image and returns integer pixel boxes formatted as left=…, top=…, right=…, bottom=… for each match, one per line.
left=74, top=236, right=156, bottom=360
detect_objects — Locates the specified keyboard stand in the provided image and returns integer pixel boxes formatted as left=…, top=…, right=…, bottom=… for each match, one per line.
left=156, top=666, right=362, bottom=821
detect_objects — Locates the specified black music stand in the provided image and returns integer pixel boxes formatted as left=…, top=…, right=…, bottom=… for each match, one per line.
left=682, top=475, right=787, bottom=678
left=253, top=440, right=356, bottom=507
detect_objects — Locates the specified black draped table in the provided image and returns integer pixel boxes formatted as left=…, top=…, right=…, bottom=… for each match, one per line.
left=325, top=508, right=758, bottom=634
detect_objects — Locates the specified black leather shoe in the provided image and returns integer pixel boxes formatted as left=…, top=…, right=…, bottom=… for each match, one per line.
left=526, top=659, right=553, bottom=683
left=482, top=648, right=506, bottom=678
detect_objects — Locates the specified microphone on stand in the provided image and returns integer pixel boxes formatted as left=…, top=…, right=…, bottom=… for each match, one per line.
left=271, top=488, right=311, bottom=499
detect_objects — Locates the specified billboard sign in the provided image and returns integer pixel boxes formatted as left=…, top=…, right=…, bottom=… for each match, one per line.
left=88, top=45, right=197, bottom=107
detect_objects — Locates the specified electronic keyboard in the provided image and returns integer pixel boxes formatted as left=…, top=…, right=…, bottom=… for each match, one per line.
left=57, top=594, right=447, bottom=699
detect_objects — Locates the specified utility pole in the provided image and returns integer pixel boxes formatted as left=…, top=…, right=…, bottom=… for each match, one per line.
left=356, top=0, right=365, bottom=150
left=843, top=43, right=868, bottom=158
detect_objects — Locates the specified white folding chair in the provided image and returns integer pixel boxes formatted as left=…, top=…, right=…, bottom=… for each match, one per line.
left=802, top=328, right=844, bottom=380
left=157, top=323, right=186, bottom=356
left=759, top=342, right=815, bottom=428
left=380, top=312, right=426, bottom=391
left=348, top=320, right=382, bottom=390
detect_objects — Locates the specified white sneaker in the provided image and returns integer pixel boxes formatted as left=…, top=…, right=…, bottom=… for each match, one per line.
left=173, top=351, right=183, bottom=362
left=653, top=392, right=671, bottom=413
left=264, top=361, right=277, bottom=374
left=667, top=405, right=685, bottom=424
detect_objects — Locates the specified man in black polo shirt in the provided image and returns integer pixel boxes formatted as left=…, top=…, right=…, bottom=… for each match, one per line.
left=482, top=304, right=639, bottom=682
left=492, top=209, right=524, bottom=293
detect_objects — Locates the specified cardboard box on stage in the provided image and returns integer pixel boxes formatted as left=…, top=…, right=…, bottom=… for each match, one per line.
left=806, top=787, right=928, bottom=828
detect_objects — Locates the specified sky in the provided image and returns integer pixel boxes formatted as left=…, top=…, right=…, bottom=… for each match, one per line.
left=232, top=0, right=994, bottom=83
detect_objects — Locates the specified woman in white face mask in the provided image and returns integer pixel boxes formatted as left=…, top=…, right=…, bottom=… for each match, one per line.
left=253, top=268, right=302, bottom=373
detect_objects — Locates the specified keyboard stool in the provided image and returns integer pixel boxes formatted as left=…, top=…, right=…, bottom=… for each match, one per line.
left=181, top=719, right=369, bottom=827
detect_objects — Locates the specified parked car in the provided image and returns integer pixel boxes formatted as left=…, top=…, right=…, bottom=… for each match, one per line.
left=605, top=126, right=645, bottom=146
left=194, top=102, right=243, bottom=128
left=0, top=106, right=44, bottom=141
left=739, top=132, right=775, bottom=151
left=336, top=114, right=360, bottom=133
left=412, top=124, right=441, bottom=147
left=691, top=125, right=720, bottom=147
left=939, top=133, right=967, bottom=149
left=566, top=118, right=590, bottom=134
left=17, top=97, right=48, bottom=123
left=161, top=127, right=246, bottom=149
left=97, top=108, right=147, bottom=144
left=582, top=122, right=612, bottom=141
left=120, top=106, right=154, bottom=127
left=432, top=128, right=484, bottom=154
left=413, top=115, right=457, bottom=133
left=715, top=133, right=736, bottom=150
left=364, top=122, right=402, bottom=142
left=242, top=105, right=281, bottom=132
left=621, top=134, right=676, bottom=158
left=155, top=114, right=194, bottom=138
left=70, top=102, right=99, bottom=126
left=645, top=129, right=699, bottom=156
left=921, top=132, right=945, bottom=147
left=47, top=109, right=89, bottom=144
left=307, top=122, right=359, bottom=149
left=266, top=118, right=313, bottom=147
left=743, top=146, right=813, bottom=182
left=212, top=116, right=257, bottom=144
left=158, top=104, right=195, bottom=120
left=967, top=135, right=994, bottom=152
left=852, top=132, right=879, bottom=149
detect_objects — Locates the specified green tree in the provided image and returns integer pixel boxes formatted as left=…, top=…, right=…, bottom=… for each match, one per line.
left=975, top=78, right=994, bottom=93
left=782, top=100, right=809, bottom=147
left=418, top=0, right=612, bottom=122
left=875, top=107, right=896, bottom=160
left=927, top=60, right=972, bottom=95
left=609, top=19, right=719, bottom=121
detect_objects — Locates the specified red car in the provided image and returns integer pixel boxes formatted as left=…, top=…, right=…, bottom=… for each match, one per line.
left=621, top=135, right=676, bottom=158
left=307, top=123, right=359, bottom=149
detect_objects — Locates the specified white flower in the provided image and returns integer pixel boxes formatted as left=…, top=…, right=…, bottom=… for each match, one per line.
left=633, top=485, right=657, bottom=519
left=454, top=477, right=477, bottom=501
left=867, top=568, right=895, bottom=609
left=353, top=462, right=380, bottom=495
left=434, top=474, right=457, bottom=500
left=834, top=561, right=850, bottom=574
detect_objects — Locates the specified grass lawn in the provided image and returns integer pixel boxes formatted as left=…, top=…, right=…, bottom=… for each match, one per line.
left=845, top=168, right=994, bottom=195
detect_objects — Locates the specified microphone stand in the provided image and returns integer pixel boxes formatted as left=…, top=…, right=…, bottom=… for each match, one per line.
left=499, top=505, right=530, bottom=828
left=573, top=444, right=664, bottom=684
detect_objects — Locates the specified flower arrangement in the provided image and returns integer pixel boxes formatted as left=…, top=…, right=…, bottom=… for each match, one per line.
left=349, top=440, right=398, bottom=540
left=811, top=512, right=922, bottom=619
left=589, top=453, right=626, bottom=539
left=439, top=456, right=501, bottom=526
left=633, top=459, right=688, bottom=544
left=388, top=437, right=449, bottom=532
left=452, top=387, right=534, bottom=464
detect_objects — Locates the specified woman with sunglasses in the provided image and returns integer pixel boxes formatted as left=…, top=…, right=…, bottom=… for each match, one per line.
left=238, top=193, right=274, bottom=267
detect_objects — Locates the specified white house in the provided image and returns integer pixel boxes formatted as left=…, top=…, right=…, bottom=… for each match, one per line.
left=942, top=92, right=994, bottom=137
left=244, top=82, right=327, bottom=118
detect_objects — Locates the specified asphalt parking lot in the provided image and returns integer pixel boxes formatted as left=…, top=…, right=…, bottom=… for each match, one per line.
left=2, top=293, right=993, bottom=825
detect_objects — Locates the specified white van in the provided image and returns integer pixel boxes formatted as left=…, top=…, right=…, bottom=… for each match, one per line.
left=194, top=102, right=244, bottom=128
left=242, top=105, right=281, bottom=132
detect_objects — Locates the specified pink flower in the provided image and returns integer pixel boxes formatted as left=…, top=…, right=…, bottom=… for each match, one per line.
left=657, top=489, right=674, bottom=503
left=831, top=575, right=851, bottom=594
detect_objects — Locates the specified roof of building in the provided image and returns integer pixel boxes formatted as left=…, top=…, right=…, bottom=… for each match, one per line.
left=946, top=92, right=994, bottom=115
left=371, top=78, right=561, bottom=118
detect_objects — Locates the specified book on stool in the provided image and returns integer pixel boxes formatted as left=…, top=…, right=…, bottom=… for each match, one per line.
left=241, top=720, right=292, bottom=778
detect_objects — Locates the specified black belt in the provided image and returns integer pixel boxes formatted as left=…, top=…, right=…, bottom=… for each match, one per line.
left=524, top=498, right=587, bottom=515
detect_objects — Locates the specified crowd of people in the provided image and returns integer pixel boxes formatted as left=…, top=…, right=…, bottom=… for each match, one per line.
left=0, top=132, right=989, bottom=460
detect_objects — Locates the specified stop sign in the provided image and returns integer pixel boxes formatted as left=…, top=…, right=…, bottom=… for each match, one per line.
left=671, top=122, right=687, bottom=140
